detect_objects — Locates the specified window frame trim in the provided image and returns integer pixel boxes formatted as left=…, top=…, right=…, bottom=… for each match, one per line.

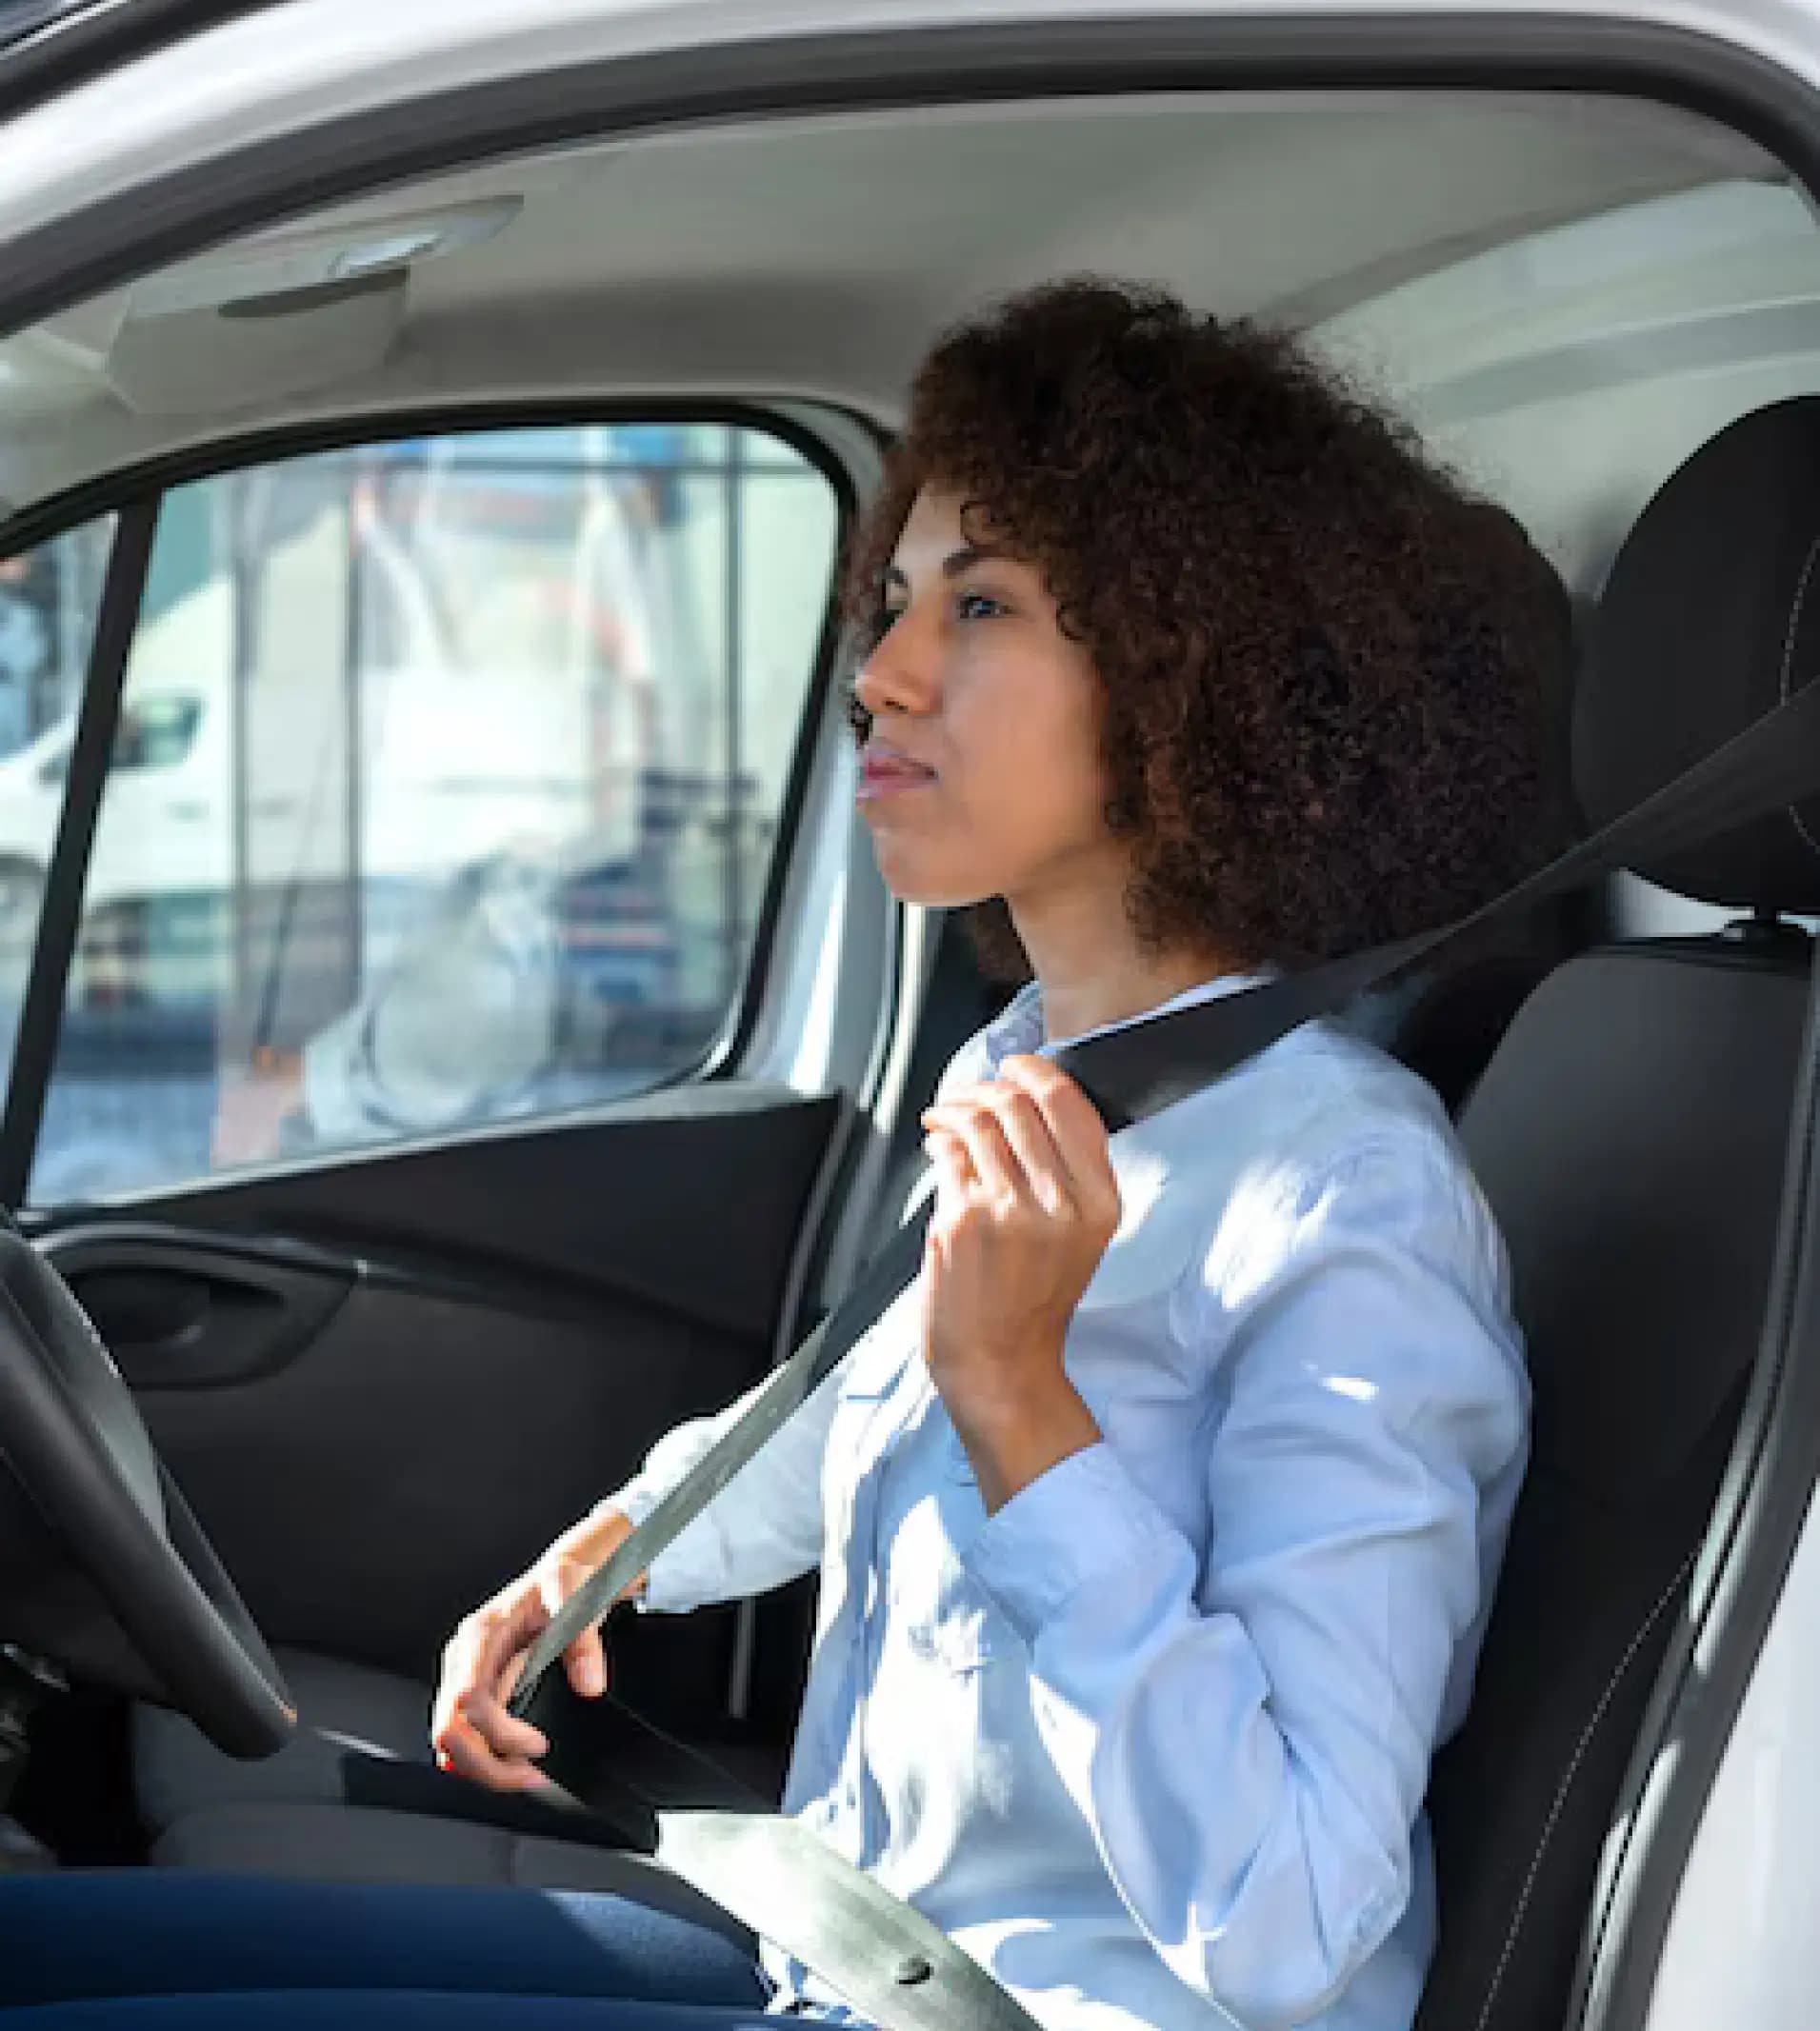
left=0, top=399, right=857, bottom=1204
left=0, top=492, right=155, bottom=1204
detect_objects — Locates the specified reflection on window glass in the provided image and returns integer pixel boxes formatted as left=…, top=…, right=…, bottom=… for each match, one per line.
left=112, top=695, right=204, bottom=771
left=0, top=517, right=116, bottom=1078
left=29, top=427, right=838, bottom=1204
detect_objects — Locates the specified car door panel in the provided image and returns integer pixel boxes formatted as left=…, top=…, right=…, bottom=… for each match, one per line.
left=30, top=1083, right=844, bottom=1734
left=139, top=1082, right=846, bottom=1343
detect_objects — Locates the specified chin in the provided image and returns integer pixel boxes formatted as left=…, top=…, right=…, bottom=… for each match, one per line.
left=868, top=842, right=992, bottom=910
left=868, top=847, right=1030, bottom=979
left=879, top=872, right=992, bottom=908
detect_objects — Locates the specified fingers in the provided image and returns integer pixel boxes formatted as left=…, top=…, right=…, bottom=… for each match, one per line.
left=438, top=1703, right=546, bottom=1793
left=997, top=1056, right=1119, bottom=1218
left=431, top=1514, right=633, bottom=1792
left=924, top=1057, right=1114, bottom=1223
left=564, top=1621, right=609, bottom=1700
left=460, top=1683, right=550, bottom=1768
left=981, top=1071, right=1078, bottom=1217
left=925, top=1100, right=1020, bottom=1207
left=922, top=1122, right=975, bottom=1200
left=431, top=1585, right=551, bottom=1791
left=430, top=1607, right=488, bottom=1757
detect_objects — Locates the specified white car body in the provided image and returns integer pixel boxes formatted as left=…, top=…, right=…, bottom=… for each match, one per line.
left=0, top=662, right=605, bottom=914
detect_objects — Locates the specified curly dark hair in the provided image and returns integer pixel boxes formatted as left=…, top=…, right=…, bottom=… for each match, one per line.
left=842, top=279, right=1570, bottom=982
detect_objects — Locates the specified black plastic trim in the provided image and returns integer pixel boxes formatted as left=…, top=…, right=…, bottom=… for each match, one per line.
left=42, top=1216, right=361, bottom=1283
left=0, top=400, right=855, bottom=1170
left=0, top=497, right=153, bottom=1207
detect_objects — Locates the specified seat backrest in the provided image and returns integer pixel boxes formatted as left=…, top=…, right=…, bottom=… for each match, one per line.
left=1414, top=390, right=1820, bottom=2031
left=1413, top=937, right=1812, bottom=2031
left=1348, top=921, right=1571, bottom=1116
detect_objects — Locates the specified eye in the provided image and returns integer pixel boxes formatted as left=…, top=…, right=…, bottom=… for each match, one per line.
left=956, top=590, right=1010, bottom=622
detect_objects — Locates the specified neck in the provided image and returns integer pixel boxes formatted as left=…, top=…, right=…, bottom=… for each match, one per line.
left=1008, top=890, right=1243, bottom=1045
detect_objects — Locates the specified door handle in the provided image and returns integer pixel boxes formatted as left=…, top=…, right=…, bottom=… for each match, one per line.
left=40, top=1229, right=354, bottom=1390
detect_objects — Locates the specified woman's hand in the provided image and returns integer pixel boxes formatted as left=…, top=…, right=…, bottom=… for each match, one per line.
left=430, top=1505, right=642, bottom=1792
left=920, top=1053, right=1120, bottom=1511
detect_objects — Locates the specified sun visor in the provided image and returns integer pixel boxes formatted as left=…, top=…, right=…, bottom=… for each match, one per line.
left=106, top=270, right=408, bottom=415
left=103, top=197, right=520, bottom=417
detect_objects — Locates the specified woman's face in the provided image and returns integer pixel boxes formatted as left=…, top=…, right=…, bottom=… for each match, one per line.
left=852, top=488, right=1124, bottom=912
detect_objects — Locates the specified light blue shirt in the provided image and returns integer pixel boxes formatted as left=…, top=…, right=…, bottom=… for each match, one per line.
left=607, top=972, right=1529, bottom=2031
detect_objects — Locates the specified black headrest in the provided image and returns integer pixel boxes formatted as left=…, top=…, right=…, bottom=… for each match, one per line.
left=1575, top=396, right=1820, bottom=912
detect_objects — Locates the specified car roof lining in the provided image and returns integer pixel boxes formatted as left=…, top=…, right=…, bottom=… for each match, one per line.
left=0, top=87, right=1782, bottom=526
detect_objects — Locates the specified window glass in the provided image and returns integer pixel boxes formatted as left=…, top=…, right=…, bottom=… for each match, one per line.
left=29, top=426, right=838, bottom=1203
left=111, top=694, right=204, bottom=771
left=0, top=517, right=114, bottom=1065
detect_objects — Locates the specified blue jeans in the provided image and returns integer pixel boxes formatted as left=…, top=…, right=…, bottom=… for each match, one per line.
left=0, top=1870, right=810, bottom=2028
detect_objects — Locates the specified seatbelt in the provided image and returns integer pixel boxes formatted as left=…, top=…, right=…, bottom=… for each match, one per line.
left=508, top=673, right=1820, bottom=2028
left=524, top=1681, right=1052, bottom=2031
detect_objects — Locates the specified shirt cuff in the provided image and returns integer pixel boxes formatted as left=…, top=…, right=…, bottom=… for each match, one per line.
left=962, top=1441, right=1187, bottom=1646
left=590, top=1483, right=694, bottom=1616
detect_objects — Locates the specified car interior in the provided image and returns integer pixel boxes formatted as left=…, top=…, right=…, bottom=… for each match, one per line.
left=0, top=50, right=1816, bottom=2031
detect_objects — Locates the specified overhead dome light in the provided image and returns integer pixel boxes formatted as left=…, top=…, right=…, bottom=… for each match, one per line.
left=331, top=229, right=450, bottom=281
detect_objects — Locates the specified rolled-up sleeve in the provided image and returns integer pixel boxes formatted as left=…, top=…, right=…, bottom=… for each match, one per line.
left=963, top=1134, right=1529, bottom=2029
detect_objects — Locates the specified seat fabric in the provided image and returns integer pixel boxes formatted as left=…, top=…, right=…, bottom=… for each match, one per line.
left=1413, top=939, right=1813, bottom=2031
left=153, top=1801, right=756, bottom=1933
left=136, top=1645, right=786, bottom=1888
left=134, top=1647, right=433, bottom=1838
left=153, top=1799, right=617, bottom=1887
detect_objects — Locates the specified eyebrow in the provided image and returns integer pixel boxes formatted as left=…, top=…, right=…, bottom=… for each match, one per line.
left=882, top=544, right=1002, bottom=590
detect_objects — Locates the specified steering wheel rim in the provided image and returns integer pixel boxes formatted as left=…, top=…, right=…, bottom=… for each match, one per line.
left=0, top=1223, right=294, bottom=1757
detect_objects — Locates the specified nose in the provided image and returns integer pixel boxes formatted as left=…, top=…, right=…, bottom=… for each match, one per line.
left=852, top=614, right=936, bottom=722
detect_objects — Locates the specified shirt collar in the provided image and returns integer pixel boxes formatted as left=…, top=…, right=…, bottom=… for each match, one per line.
left=980, top=966, right=1273, bottom=1080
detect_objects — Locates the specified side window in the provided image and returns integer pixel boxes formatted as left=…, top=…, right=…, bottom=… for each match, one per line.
left=28, top=425, right=839, bottom=1204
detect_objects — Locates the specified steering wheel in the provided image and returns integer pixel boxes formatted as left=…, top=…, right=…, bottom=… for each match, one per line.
left=0, top=1219, right=294, bottom=1757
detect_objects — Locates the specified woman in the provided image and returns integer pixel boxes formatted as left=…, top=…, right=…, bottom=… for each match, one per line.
left=4, top=281, right=1554, bottom=2031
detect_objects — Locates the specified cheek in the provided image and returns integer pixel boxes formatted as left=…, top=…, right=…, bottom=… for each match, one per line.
left=990, top=677, right=1109, bottom=837
left=966, top=646, right=1103, bottom=785
left=978, top=756, right=1104, bottom=850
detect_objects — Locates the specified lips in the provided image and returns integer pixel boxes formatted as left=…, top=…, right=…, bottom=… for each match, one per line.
left=860, top=743, right=936, bottom=789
